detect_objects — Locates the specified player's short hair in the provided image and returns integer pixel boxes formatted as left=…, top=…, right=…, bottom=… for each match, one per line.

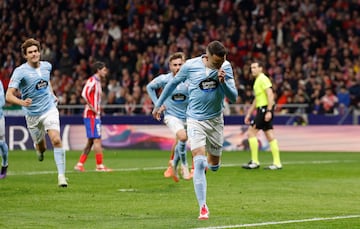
left=169, top=52, right=185, bottom=62
left=21, top=38, right=40, bottom=56
left=207, top=40, right=227, bottom=57
left=252, top=60, right=265, bottom=68
left=92, top=61, right=106, bottom=72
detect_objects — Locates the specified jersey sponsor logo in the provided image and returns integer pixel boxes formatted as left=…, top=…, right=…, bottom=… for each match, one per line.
left=35, top=80, right=48, bottom=90
left=171, top=93, right=187, bottom=102
left=199, top=78, right=218, bottom=92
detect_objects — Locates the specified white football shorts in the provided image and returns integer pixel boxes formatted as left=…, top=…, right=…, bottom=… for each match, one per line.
left=163, top=115, right=186, bottom=135
left=186, top=115, right=224, bottom=156
left=25, top=108, right=60, bottom=144
left=0, top=116, right=5, bottom=141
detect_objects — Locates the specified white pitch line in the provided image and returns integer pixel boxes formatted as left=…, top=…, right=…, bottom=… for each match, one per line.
left=6, top=159, right=359, bottom=176
left=193, top=215, right=360, bottom=229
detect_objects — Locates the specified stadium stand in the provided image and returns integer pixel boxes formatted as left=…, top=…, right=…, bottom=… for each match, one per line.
left=0, top=0, right=359, bottom=116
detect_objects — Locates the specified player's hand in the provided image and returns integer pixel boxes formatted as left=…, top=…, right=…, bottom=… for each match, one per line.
left=264, top=111, right=272, bottom=122
left=158, top=105, right=166, bottom=114
left=218, top=68, right=225, bottom=83
left=152, top=107, right=162, bottom=121
left=53, top=96, right=59, bottom=106
left=244, top=115, right=251, bottom=125
left=22, top=98, right=32, bottom=107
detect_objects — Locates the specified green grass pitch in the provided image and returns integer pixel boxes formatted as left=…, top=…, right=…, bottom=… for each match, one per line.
left=0, top=149, right=359, bottom=228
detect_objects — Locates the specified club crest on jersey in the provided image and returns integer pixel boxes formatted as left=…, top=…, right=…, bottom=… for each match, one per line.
left=35, top=80, right=48, bottom=90
left=199, top=78, right=218, bottom=92
left=172, top=93, right=187, bottom=102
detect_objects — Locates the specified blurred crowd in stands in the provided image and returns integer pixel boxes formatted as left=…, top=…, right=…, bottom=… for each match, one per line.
left=0, top=0, right=360, bottom=116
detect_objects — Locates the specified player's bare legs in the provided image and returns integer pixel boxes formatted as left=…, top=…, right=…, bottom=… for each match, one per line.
left=34, top=138, right=47, bottom=161
left=164, top=141, right=176, bottom=178
left=207, top=154, right=220, bottom=171
left=176, top=129, right=191, bottom=180
left=74, top=139, right=93, bottom=172
left=93, top=138, right=111, bottom=172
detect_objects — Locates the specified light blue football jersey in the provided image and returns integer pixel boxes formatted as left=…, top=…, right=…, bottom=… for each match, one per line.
left=8, top=61, right=56, bottom=116
left=0, top=81, right=5, bottom=118
left=147, top=72, right=189, bottom=121
left=155, top=56, right=238, bottom=121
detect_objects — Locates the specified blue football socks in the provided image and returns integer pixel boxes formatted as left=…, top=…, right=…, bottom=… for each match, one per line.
left=0, top=141, right=8, bottom=167
left=54, top=148, right=66, bottom=175
left=176, top=140, right=187, bottom=166
left=193, top=155, right=208, bottom=208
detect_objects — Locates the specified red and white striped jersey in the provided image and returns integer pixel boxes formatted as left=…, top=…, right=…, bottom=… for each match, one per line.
left=82, top=75, right=102, bottom=118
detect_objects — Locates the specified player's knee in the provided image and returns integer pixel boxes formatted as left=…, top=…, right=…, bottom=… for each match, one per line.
left=177, top=132, right=187, bottom=142
left=178, top=136, right=187, bottom=142
left=51, top=137, right=62, bottom=148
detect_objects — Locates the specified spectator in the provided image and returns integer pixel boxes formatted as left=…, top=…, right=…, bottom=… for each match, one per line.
left=337, top=86, right=351, bottom=114
left=141, top=92, right=153, bottom=115
left=312, top=98, right=322, bottom=115
left=108, top=21, right=122, bottom=41
left=58, top=48, right=73, bottom=76
left=349, top=79, right=360, bottom=108
left=320, top=88, right=339, bottom=114
left=124, top=94, right=136, bottom=115
left=276, top=87, right=292, bottom=113
left=115, top=87, right=127, bottom=114
left=104, top=91, right=119, bottom=115
left=108, top=49, right=121, bottom=79
left=1, top=0, right=360, bottom=116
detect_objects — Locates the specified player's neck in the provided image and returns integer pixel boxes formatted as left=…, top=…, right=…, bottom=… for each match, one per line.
left=94, top=74, right=101, bottom=81
left=27, top=61, right=40, bottom=68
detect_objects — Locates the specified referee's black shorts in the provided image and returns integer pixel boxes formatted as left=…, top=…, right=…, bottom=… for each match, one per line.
left=250, top=106, right=274, bottom=131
